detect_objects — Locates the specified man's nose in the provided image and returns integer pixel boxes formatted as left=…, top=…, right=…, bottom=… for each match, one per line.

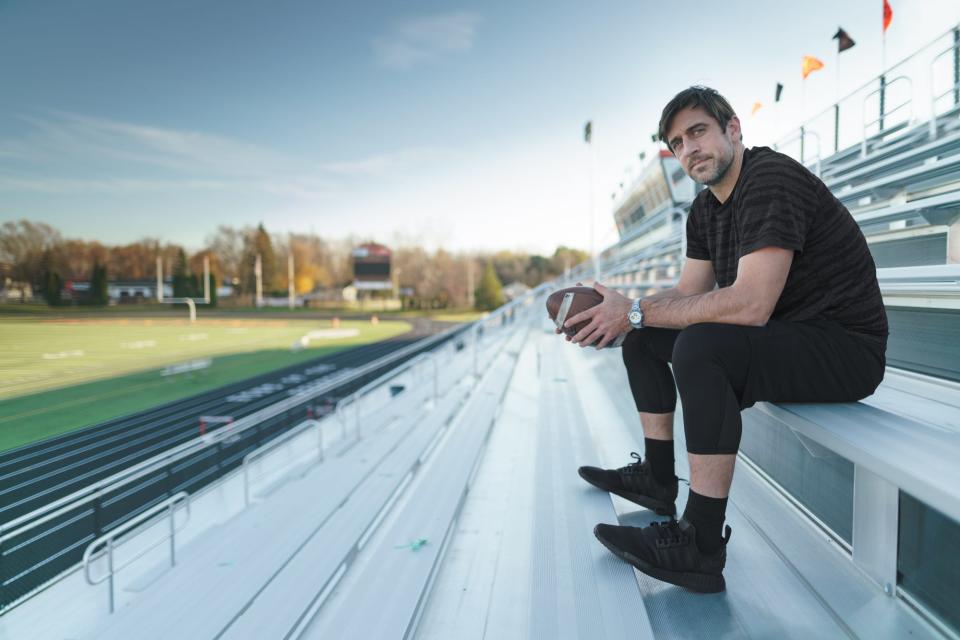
left=681, top=137, right=700, bottom=160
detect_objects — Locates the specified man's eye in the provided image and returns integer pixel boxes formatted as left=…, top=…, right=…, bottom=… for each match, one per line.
left=693, top=127, right=705, bottom=136
left=672, top=140, right=682, bottom=150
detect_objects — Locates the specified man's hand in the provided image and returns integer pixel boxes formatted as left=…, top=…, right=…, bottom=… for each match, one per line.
left=564, top=282, right=632, bottom=348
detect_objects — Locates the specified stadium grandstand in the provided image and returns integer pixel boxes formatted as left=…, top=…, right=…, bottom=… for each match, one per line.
left=3, top=23, right=960, bottom=640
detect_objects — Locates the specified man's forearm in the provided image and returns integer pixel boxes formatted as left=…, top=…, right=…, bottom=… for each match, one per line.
left=640, top=286, right=763, bottom=329
left=643, top=286, right=686, bottom=301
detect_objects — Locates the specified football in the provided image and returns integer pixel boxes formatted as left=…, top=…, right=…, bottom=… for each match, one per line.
left=545, top=286, right=604, bottom=337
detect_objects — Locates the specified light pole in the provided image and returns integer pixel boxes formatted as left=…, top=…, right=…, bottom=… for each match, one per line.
left=288, top=253, right=295, bottom=310
left=585, top=120, right=599, bottom=282
left=254, top=254, right=263, bottom=308
left=203, top=256, right=210, bottom=304
left=156, top=256, right=163, bottom=302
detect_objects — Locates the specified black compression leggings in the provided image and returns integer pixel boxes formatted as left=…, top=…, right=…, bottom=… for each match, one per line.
left=620, top=320, right=886, bottom=454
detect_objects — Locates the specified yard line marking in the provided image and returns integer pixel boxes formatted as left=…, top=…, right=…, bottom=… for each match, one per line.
left=41, top=350, right=85, bottom=360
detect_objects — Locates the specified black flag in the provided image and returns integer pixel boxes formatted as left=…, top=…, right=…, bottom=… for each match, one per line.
left=775, top=83, right=784, bottom=102
left=833, top=27, right=856, bottom=53
left=584, top=121, right=592, bottom=143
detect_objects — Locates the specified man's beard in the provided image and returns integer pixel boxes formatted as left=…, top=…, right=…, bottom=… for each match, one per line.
left=692, top=150, right=733, bottom=186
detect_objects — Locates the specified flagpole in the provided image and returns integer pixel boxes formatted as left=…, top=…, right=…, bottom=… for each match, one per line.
left=835, top=51, right=840, bottom=104
left=880, top=7, right=887, bottom=131
left=801, top=78, right=806, bottom=121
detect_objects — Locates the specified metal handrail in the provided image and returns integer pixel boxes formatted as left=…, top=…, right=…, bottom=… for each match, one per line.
left=335, top=351, right=433, bottom=440
left=82, top=492, right=190, bottom=613
left=774, top=22, right=960, bottom=151
left=929, top=39, right=960, bottom=137
left=775, top=130, right=822, bottom=177
left=861, top=76, right=913, bottom=157
left=0, top=325, right=461, bottom=548
left=243, top=419, right=325, bottom=507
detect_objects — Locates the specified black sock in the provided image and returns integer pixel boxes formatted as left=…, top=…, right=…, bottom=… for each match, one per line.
left=682, top=490, right=728, bottom=555
left=643, top=438, right=675, bottom=484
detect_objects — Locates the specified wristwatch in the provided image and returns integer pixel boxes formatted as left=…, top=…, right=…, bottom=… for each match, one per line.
left=628, top=298, right=644, bottom=329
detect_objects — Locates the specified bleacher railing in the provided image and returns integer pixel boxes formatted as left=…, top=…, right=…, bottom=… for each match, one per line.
left=82, top=492, right=190, bottom=613
left=776, top=23, right=960, bottom=162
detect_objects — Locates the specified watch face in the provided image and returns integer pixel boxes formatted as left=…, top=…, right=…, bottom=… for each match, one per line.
left=629, top=311, right=642, bottom=324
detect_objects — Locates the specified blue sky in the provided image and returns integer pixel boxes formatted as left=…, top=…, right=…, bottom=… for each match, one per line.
left=1, top=0, right=959, bottom=253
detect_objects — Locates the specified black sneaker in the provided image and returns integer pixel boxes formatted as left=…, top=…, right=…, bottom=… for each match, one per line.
left=594, top=518, right=732, bottom=593
left=578, top=452, right=678, bottom=516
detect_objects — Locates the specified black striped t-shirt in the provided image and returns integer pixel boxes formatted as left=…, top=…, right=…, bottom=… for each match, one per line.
left=685, top=146, right=888, bottom=342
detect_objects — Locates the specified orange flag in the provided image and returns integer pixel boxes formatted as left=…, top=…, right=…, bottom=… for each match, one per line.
left=802, top=55, right=824, bottom=79
left=883, top=0, right=893, bottom=32
left=751, top=102, right=763, bottom=116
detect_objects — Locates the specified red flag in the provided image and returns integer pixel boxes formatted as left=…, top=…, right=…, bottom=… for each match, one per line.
left=883, top=0, right=893, bottom=32
left=801, top=55, right=824, bottom=79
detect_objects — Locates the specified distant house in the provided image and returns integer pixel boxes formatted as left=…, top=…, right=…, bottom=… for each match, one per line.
left=107, top=280, right=163, bottom=302
left=59, top=279, right=228, bottom=303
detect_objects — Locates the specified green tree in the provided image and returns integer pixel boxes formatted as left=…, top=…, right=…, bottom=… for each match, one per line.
left=474, top=261, right=505, bottom=311
left=172, top=248, right=194, bottom=298
left=90, top=262, right=109, bottom=305
left=43, top=269, right=62, bottom=306
left=551, top=246, right=589, bottom=275
left=207, top=273, right=218, bottom=306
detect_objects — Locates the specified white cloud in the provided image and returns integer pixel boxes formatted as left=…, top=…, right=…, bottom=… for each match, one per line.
left=7, top=111, right=293, bottom=177
left=373, top=12, right=481, bottom=70
left=0, top=111, right=444, bottom=200
left=318, top=147, right=447, bottom=176
left=0, top=176, right=230, bottom=193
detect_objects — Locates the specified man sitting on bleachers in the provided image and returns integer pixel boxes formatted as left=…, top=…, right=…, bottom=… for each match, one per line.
left=563, top=86, right=888, bottom=593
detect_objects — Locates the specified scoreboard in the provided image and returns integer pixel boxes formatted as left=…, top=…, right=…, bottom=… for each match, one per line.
left=352, top=243, right=393, bottom=291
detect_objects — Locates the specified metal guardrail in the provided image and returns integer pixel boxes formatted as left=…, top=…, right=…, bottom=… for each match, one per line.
left=862, top=76, right=913, bottom=157
left=774, top=24, right=959, bottom=160
left=775, top=129, right=822, bottom=176
left=243, top=419, right=325, bottom=507
left=930, top=37, right=960, bottom=138
left=82, top=492, right=190, bottom=614
left=336, top=351, right=436, bottom=441
left=244, top=346, right=458, bottom=507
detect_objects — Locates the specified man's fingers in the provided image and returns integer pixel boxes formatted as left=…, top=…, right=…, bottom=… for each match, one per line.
left=571, top=321, right=594, bottom=344
left=580, top=327, right=601, bottom=347
left=565, top=306, right=595, bottom=328
left=596, top=332, right=611, bottom=349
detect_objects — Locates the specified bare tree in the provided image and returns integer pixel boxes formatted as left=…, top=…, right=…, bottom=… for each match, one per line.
left=205, top=225, right=250, bottom=289
left=0, top=220, right=62, bottom=286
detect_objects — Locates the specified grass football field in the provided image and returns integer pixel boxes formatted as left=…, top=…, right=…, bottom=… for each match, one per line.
left=0, top=317, right=410, bottom=452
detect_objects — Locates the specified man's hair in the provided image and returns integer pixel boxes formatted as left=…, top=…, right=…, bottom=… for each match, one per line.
left=658, top=86, right=737, bottom=151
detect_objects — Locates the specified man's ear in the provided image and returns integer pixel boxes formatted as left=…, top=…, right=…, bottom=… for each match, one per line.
left=727, top=115, right=742, bottom=144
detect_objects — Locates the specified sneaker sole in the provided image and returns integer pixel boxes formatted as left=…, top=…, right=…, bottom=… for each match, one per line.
left=594, top=529, right=725, bottom=594
left=578, top=471, right=676, bottom=516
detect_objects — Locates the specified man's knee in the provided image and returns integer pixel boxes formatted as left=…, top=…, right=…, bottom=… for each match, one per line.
left=672, top=323, right=752, bottom=395
left=672, top=323, right=732, bottom=370
left=621, top=327, right=661, bottom=370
